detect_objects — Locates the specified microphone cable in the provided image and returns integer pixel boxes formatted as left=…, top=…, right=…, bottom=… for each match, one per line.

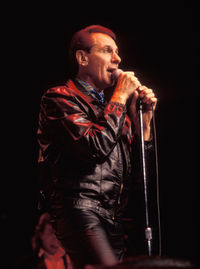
left=151, top=103, right=162, bottom=256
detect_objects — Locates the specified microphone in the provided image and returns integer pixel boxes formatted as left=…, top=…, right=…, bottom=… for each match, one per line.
left=112, top=68, right=142, bottom=92
left=112, top=69, right=154, bottom=111
left=112, top=69, right=145, bottom=108
left=111, top=69, right=123, bottom=81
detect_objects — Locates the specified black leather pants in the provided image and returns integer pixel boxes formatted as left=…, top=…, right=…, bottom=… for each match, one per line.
left=51, top=207, right=126, bottom=269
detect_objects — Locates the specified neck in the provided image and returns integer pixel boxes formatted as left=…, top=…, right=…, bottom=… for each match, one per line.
left=77, top=72, right=101, bottom=92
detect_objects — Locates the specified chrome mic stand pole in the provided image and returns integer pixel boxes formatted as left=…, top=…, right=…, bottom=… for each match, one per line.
left=138, top=99, right=153, bottom=256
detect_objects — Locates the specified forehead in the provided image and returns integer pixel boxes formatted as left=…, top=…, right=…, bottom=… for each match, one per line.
left=90, top=32, right=118, bottom=50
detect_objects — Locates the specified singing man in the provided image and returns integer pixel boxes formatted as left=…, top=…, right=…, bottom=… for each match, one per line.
left=37, top=25, right=157, bottom=268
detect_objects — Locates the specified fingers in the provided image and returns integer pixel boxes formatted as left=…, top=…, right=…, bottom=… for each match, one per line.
left=120, top=72, right=141, bottom=87
left=114, top=72, right=142, bottom=102
left=114, top=71, right=157, bottom=109
left=138, top=86, right=157, bottom=109
left=126, top=72, right=141, bottom=88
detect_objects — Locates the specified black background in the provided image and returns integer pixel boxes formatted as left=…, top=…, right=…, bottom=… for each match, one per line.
left=2, top=2, right=199, bottom=267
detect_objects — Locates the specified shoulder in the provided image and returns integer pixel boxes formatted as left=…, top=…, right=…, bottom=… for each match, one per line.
left=44, top=80, right=80, bottom=98
left=41, top=79, right=95, bottom=110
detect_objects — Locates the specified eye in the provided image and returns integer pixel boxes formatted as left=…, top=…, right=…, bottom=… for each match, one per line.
left=103, top=46, right=113, bottom=53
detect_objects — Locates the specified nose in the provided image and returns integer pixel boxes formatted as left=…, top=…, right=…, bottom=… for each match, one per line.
left=112, top=51, right=121, bottom=64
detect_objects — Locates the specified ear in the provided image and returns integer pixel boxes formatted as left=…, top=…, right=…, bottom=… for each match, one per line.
left=76, top=50, right=89, bottom=66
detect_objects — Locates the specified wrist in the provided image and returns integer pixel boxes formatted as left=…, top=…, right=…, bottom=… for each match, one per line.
left=110, top=92, right=128, bottom=105
left=143, top=125, right=151, bottom=141
left=134, top=125, right=151, bottom=141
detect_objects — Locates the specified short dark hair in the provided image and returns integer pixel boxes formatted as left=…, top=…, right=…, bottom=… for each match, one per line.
left=69, top=25, right=117, bottom=75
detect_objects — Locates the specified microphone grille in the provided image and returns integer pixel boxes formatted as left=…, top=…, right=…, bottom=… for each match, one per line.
left=112, top=69, right=123, bottom=81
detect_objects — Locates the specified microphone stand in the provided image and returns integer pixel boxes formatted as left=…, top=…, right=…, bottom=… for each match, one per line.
left=138, top=99, right=153, bottom=256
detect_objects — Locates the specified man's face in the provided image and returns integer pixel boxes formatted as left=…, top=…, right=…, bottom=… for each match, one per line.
left=84, top=32, right=121, bottom=89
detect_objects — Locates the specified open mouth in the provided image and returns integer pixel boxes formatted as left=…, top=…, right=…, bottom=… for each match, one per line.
left=107, top=68, right=116, bottom=81
left=107, top=68, right=118, bottom=83
left=107, top=68, right=116, bottom=74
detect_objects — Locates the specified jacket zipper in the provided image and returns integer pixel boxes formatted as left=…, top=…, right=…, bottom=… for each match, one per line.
left=112, top=143, right=124, bottom=220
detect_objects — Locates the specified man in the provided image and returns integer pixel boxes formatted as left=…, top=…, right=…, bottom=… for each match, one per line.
left=37, top=25, right=157, bottom=268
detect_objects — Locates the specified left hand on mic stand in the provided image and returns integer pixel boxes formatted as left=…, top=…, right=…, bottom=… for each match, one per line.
left=128, top=86, right=157, bottom=140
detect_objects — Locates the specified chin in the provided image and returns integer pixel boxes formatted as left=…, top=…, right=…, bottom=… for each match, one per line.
left=105, top=80, right=115, bottom=89
left=101, top=78, right=114, bottom=90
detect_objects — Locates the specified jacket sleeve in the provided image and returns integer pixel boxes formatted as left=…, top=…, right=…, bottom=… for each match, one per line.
left=38, top=87, right=128, bottom=163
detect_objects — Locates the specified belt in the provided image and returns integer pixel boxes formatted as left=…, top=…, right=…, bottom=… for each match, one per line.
left=66, top=198, right=123, bottom=221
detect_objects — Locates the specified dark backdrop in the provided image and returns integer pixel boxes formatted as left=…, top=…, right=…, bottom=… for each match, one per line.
left=2, top=2, right=198, bottom=267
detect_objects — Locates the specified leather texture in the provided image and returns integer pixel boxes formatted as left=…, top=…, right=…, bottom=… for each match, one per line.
left=37, top=79, right=137, bottom=220
left=37, top=79, right=153, bottom=267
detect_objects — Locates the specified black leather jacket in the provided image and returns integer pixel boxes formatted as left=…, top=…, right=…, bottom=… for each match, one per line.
left=37, top=79, right=152, bottom=220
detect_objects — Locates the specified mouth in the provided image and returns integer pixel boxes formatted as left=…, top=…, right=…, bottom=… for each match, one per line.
left=107, top=68, right=118, bottom=84
left=107, top=68, right=117, bottom=74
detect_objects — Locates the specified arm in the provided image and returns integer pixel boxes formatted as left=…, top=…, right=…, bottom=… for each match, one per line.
left=38, top=87, right=127, bottom=163
left=128, top=86, right=157, bottom=141
left=109, top=71, right=157, bottom=140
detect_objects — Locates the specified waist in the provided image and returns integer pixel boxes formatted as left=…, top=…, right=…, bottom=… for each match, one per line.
left=56, top=198, right=125, bottom=221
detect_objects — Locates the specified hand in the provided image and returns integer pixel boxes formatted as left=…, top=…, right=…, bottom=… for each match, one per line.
left=129, top=85, right=157, bottom=140
left=110, top=71, right=141, bottom=104
left=137, top=86, right=157, bottom=111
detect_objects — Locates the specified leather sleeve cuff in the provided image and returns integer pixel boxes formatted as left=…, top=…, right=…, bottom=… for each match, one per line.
left=144, top=139, right=153, bottom=150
